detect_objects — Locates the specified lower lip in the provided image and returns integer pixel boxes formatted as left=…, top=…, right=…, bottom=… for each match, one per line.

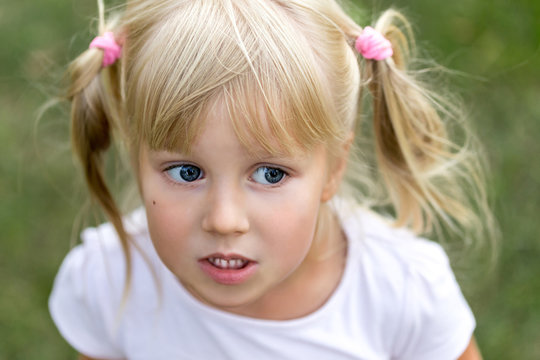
left=198, top=259, right=258, bottom=285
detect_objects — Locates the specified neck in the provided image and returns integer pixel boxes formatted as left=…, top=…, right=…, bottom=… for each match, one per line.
left=227, top=207, right=347, bottom=320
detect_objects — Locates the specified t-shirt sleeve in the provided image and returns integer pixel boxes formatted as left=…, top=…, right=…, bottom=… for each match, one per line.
left=392, top=241, right=476, bottom=360
left=49, top=234, right=125, bottom=359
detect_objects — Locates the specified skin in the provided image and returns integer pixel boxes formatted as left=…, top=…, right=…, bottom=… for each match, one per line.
left=139, top=101, right=347, bottom=319
left=79, top=103, right=482, bottom=359
left=460, top=339, right=483, bottom=360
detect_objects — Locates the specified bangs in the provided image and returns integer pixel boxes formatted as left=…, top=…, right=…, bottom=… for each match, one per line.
left=125, top=0, right=346, bottom=155
left=222, top=71, right=332, bottom=157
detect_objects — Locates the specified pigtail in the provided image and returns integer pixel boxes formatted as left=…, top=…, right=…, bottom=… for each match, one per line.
left=361, top=10, right=493, bottom=243
left=65, top=14, right=132, bottom=292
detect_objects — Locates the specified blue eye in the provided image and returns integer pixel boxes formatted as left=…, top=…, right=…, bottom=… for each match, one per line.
left=165, top=164, right=202, bottom=183
left=252, top=166, right=286, bottom=185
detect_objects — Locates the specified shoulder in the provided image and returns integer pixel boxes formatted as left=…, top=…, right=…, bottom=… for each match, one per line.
left=80, top=206, right=150, bottom=254
left=338, top=202, right=453, bottom=322
left=49, top=207, right=153, bottom=359
left=335, top=201, right=475, bottom=359
left=337, top=201, right=450, bottom=285
left=62, top=207, right=150, bottom=294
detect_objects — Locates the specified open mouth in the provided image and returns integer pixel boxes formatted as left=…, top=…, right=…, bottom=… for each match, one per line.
left=207, top=257, right=249, bottom=270
left=199, top=254, right=258, bottom=285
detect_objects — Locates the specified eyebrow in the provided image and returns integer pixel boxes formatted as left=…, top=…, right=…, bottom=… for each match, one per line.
left=242, top=141, right=310, bottom=160
left=247, top=149, right=311, bottom=164
left=150, top=142, right=311, bottom=164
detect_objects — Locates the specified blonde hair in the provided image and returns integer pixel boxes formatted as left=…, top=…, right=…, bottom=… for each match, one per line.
left=65, top=0, right=496, bottom=292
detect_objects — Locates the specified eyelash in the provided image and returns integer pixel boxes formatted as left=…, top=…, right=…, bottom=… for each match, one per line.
left=250, top=166, right=288, bottom=186
left=163, top=164, right=204, bottom=184
left=162, top=164, right=289, bottom=186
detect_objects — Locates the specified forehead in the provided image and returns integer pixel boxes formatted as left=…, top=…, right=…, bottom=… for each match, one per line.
left=193, top=95, right=312, bottom=159
left=143, top=81, right=320, bottom=159
left=126, top=0, right=345, bottom=157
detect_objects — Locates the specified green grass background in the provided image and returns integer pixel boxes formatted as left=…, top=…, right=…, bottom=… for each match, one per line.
left=1, top=0, right=539, bottom=358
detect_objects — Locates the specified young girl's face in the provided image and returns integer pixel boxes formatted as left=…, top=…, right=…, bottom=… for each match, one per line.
left=138, top=102, right=345, bottom=318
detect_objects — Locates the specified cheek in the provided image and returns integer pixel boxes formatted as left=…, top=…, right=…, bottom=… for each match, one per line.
left=145, top=204, right=198, bottom=278
left=142, top=184, right=196, bottom=265
left=140, top=169, right=190, bottom=245
left=146, top=206, right=187, bottom=248
left=257, top=184, right=323, bottom=257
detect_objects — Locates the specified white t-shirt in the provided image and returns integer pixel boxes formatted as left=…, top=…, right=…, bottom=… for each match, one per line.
left=49, top=202, right=475, bottom=359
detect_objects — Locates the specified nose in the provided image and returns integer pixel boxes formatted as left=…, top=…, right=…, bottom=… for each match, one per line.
left=201, top=184, right=250, bottom=236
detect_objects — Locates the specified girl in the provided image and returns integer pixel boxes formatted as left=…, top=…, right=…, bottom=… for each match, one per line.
left=49, top=0, right=493, bottom=358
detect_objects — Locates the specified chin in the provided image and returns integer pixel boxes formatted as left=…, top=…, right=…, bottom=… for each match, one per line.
left=184, top=280, right=262, bottom=314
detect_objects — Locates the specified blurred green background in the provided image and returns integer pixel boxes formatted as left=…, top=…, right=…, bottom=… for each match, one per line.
left=0, top=0, right=539, bottom=358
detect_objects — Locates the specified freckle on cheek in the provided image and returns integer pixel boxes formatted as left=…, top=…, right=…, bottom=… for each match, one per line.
left=152, top=200, right=156, bottom=205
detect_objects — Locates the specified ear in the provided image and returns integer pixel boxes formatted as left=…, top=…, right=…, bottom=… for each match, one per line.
left=321, top=133, right=354, bottom=202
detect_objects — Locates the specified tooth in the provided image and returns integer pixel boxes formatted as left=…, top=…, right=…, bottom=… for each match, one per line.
left=207, top=257, right=250, bottom=269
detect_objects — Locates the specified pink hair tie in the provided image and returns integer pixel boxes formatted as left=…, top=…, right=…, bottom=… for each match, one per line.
left=89, top=31, right=122, bottom=67
left=355, top=26, right=393, bottom=61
